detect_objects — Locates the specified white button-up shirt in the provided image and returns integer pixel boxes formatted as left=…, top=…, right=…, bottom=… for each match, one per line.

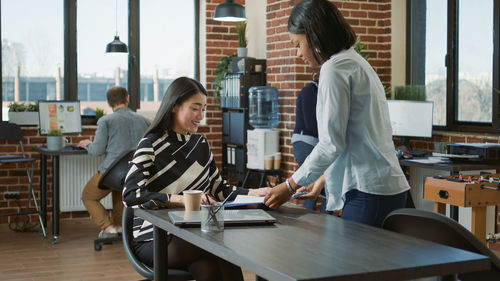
left=292, top=47, right=410, bottom=211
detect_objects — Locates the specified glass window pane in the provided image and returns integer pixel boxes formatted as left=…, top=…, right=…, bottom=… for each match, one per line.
left=140, top=0, right=194, bottom=111
left=457, top=0, right=493, bottom=123
left=1, top=0, right=63, bottom=112
left=77, top=0, right=128, bottom=114
left=425, top=0, right=447, bottom=126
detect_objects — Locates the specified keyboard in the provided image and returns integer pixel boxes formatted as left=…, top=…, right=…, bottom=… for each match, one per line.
left=64, top=145, right=86, bottom=151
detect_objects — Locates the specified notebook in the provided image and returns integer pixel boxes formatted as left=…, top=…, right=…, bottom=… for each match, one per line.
left=168, top=209, right=276, bottom=227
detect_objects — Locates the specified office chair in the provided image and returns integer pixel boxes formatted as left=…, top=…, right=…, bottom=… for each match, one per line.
left=382, top=208, right=500, bottom=281
left=0, top=122, right=46, bottom=237
left=123, top=207, right=193, bottom=281
left=94, top=149, right=136, bottom=251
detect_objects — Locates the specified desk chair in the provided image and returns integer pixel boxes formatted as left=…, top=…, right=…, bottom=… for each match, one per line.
left=0, top=122, right=46, bottom=237
left=382, top=208, right=500, bottom=281
left=94, top=149, right=136, bottom=251
left=123, top=207, right=193, bottom=281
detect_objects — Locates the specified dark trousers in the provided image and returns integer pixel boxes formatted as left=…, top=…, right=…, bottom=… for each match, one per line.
left=292, top=141, right=328, bottom=213
left=341, top=189, right=408, bottom=228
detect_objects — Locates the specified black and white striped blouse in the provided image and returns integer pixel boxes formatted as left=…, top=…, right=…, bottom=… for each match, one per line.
left=122, top=130, right=248, bottom=242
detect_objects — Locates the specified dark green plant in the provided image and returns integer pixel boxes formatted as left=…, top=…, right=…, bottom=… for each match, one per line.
left=8, top=101, right=39, bottom=112
left=213, top=54, right=236, bottom=99
left=95, top=107, right=106, bottom=120
left=235, top=21, right=247, bottom=48
left=394, top=85, right=426, bottom=101
left=353, top=36, right=369, bottom=61
left=47, top=128, right=63, bottom=136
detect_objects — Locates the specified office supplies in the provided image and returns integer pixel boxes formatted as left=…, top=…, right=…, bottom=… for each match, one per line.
left=445, top=143, right=500, bottom=163
left=290, top=190, right=308, bottom=200
left=168, top=209, right=276, bottom=227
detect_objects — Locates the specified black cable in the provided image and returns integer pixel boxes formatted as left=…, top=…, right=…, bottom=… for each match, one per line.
left=7, top=199, right=40, bottom=233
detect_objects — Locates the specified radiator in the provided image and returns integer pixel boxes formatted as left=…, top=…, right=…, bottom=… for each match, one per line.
left=60, top=154, right=112, bottom=212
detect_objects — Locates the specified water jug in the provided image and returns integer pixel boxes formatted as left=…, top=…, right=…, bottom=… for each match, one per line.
left=248, top=86, right=279, bottom=129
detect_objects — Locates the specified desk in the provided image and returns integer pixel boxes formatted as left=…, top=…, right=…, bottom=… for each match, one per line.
left=35, top=147, right=87, bottom=244
left=136, top=205, right=490, bottom=281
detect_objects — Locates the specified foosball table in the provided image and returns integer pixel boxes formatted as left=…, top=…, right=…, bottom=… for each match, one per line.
left=424, top=173, right=500, bottom=243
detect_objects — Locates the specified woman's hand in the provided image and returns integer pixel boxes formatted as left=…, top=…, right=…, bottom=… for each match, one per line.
left=201, top=194, right=217, bottom=205
left=248, top=187, right=272, bottom=197
left=264, top=182, right=293, bottom=209
left=294, top=175, right=325, bottom=200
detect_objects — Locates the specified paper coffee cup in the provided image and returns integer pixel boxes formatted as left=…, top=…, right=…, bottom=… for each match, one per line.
left=264, top=154, right=274, bottom=170
left=273, top=152, right=281, bottom=170
left=183, top=190, right=202, bottom=211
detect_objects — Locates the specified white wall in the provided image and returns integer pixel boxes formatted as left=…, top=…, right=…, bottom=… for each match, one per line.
left=246, top=0, right=267, bottom=59
left=391, top=0, right=406, bottom=93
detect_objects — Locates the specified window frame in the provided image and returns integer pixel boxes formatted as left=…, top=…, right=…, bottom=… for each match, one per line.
left=406, top=0, right=500, bottom=133
left=0, top=0, right=200, bottom=118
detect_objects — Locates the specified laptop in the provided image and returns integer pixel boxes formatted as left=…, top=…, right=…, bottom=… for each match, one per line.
left=168, top=209, right=276, bottom=227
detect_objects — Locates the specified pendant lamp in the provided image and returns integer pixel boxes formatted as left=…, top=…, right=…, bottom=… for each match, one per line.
left=213, top=0, right=246, bottom=22
left=106, top=0, right=128, bottom=53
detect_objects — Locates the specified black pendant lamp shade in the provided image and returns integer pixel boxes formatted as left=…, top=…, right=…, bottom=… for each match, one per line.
left=213, top=0, right=246, bottom=22
left=106, top=35, right=128, bottom=53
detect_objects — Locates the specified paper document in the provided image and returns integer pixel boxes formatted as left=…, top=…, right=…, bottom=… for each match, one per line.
left=225, top=195, right=265, bottom=208
left=232, top=195, right=265, bottom=204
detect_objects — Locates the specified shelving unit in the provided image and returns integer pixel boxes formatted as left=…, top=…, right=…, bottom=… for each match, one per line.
left=221, top=57, right=266, bottom=182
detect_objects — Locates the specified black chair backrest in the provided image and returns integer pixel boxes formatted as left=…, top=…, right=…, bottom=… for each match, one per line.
left=0, top=122, right=22, bottom=141
left=382, top=208, right=500, bottom=280
left=98, top=149, right=135, bottom=191
left=122, top=207, right=154, bottom=279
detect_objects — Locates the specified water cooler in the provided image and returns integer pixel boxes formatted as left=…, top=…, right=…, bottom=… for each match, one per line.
left=246, top=86, right=280, bottom=170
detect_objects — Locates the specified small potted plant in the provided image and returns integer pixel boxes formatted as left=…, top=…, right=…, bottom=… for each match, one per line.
left=47, top=128, right=65, bottom=151
left=235, top=21, right=247, bottom=57
left=7, top=101, right=39, bottom=126
left=95, top=107, right=106, bottom=121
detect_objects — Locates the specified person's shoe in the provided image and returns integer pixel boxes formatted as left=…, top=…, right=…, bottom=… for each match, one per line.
left=115, top=226, right=122, bottom=234
left=98, top=229, right=118, bottom=239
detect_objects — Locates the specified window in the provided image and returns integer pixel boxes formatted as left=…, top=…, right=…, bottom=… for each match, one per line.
left=0, top=0, right=199, bottom=120
left=77, top=0, right=128, bottom=114
left=407, top=0, right=500, bottom=132
left=139, top=0, right=196, bottom=111
left=1, top=0, right=63, bottom=115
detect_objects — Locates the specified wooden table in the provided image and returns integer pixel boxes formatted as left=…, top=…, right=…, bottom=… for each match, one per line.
left=35, top=146, right=87, bottom=244
left=135, top=205, right=490, bottom=281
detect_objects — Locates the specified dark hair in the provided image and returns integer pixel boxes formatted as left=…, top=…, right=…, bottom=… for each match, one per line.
left=106, top=86, right=129, bottom=107
left=143, top=77, right=207, bottom=136
left=288, top=0, right=356, bottom=64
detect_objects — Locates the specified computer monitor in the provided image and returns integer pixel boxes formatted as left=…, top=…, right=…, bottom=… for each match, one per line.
left=38, top=100, right=82, bottom=135
left=387, top=100, right=433, bottom=138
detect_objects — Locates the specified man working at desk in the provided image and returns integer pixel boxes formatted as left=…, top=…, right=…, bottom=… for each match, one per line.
left=78, top=86, right=151, bottom=238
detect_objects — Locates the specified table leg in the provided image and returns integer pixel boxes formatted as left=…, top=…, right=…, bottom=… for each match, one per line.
left=153, top=226, right=168, bottom=281
left=471, top=207, right=487, bottom=244
left=40, top=154, right=47, bottom=228
left=51, top=155, right=60, bottom=244
left=434, top=202, right=446, bottom=215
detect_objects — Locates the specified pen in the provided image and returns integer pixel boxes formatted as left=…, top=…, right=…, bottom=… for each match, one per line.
left=204, top=193, right=221, bottom=230
left=290, top=190, right=308, bottom=200
left=214, top=189, right=235, bottom=215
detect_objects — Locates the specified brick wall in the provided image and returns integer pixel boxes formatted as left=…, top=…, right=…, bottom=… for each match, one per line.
left=0, top=126, right=96, bottom=224
left=203, top=0, right=245, bottom=165
left=266, top=0, right=392, bottom=179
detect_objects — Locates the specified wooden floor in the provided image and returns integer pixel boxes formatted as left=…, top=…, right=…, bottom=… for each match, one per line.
left=0, top=218, right=256, bottom=281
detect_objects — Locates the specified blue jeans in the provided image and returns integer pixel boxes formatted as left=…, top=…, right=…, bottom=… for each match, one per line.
left=292, top=141, right=328, bottom=213
left=341, top=189, right=408, bottom=228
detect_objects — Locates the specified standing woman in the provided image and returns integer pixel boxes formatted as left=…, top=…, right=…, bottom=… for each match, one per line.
left=264, top=0, right=409, bottom=228
left=123, top=77, right=270, bottom=281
